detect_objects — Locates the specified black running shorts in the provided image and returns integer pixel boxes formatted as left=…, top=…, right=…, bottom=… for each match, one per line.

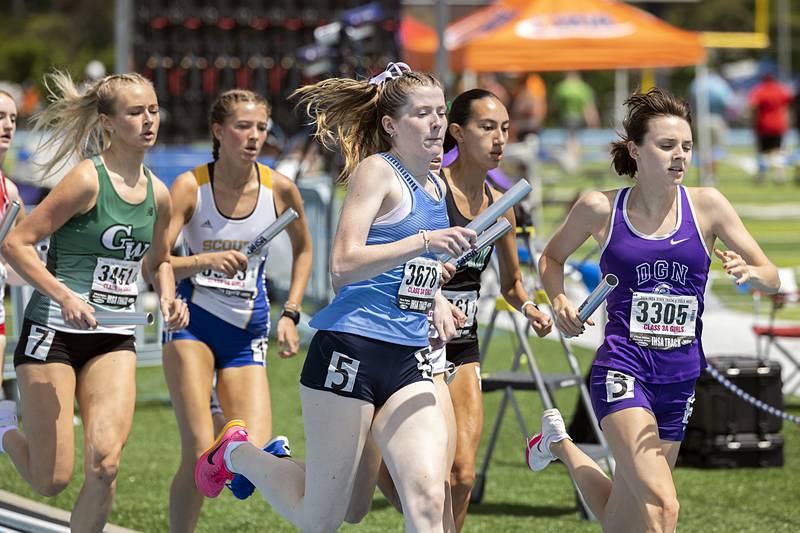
left=300, top=330, right=433, bottom=407
left=445, top=339, right=480, bottom=366
left=14, top=319, right=136, bottom=371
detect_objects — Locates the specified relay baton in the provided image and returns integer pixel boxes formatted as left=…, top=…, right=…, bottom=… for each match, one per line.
left=95, top=311, right=154, bottom=326
left=0, top=201, right=21, bottom=245
left=577, top=274, right=618, bottom=322
left=245, top=208, right=299, bottom=257
left=452, top=218, right=512, bottom=268
left=438, top=180, right=532, bottom=262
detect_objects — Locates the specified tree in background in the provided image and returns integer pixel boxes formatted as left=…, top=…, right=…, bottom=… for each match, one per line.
left=0, top=0, right=114, bottom=113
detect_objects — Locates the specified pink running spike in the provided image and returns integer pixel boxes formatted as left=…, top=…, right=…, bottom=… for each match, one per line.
left=195, top=419, right=249, bottom=498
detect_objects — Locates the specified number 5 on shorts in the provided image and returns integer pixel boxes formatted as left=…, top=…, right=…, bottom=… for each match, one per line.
left=24, top=325, right=56, bottom=361
left=324, top=351, right=360, bottom=393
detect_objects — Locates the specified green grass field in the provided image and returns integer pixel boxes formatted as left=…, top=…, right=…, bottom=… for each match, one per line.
left=1, top=332, right=797, bottom=532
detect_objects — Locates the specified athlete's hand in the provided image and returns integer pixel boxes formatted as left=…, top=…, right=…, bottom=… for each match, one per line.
left=202, top=250, right=248, bottom=277
left=428, top=227, right=477, bottom=259
left=431, top=293, right=464, bottom=344
left=440, top=261, right=456, bottom=284
left=714, top=248, right=750, bottom=286
left=277, top=317, right=300, bottom=358
left=59, top=293, right=97, bottom=330
left=161, top=296, right=189, bottom=331
left=525, top=305, right=553, bottom=338
left=552, top=294, right=593, bottom=338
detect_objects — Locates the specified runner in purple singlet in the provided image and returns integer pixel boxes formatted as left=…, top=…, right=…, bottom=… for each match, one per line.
left=525, top=88, right=780, bottom=532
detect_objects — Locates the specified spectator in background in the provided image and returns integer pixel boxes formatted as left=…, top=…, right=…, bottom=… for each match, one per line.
left=510, top=73, right=547, bottom=142
left=793, top=79, right=800, bottom=185
left=749, top=73, right=793, bottom=184
left=476, top=72, right=510, bottom=107
left=553, top=71, right=599, bottom=172
left=18, top=82, right=41, bottom=119
left=689, top=70, right=734, bottom=184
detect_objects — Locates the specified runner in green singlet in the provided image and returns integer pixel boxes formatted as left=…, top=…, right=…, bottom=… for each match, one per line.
left=0, top=70, right=188, bottom=531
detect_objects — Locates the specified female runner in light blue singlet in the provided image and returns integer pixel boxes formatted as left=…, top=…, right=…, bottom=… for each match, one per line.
left=194, top=64, right=477, bottom=531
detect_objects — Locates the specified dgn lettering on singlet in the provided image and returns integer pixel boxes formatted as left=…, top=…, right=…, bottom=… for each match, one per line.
left=635, top=260, right=688, bottom=286
left=101, top=225, right=150, bottom=261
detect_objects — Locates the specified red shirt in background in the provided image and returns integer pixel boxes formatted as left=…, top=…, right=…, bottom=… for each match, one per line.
left=749, top=78, right=793, bottom=136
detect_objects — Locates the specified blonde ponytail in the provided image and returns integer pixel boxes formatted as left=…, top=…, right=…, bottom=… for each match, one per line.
left=31, top=70, right=153, bottom=179
left=292, top=69, right=442, bottom=182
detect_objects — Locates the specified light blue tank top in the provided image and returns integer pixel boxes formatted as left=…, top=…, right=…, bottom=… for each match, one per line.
left=310, top=153, right=450, bottom=346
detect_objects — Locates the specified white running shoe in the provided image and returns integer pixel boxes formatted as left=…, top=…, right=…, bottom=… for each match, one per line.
left=0, top=400, right=17, bottom=427
left=0, top=400, right=18, bottom=452
left=525, top=408, right=571, bottom=472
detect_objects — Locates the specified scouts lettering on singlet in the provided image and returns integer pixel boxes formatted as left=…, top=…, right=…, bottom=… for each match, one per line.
left=201, top=239, right=251, bottom=251
left=90, top=224, right=151, bottom=307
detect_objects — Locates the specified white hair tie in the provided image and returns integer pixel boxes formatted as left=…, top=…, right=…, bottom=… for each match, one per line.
left=369, top=62, right=411, bottom=86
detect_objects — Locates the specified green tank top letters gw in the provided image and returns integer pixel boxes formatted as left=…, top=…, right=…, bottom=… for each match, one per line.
left=25, top=155, right=156, bottom=334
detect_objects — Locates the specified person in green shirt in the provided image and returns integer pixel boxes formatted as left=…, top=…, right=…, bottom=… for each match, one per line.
left=0, top=70, right=187, bottom=531
left=553, top=72, right=600, bottom=171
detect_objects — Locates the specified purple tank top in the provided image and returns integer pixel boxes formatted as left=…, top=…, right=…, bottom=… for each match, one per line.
left=596, top=186, right=711, bottom=383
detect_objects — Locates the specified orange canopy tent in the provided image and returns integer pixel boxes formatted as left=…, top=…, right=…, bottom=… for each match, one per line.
left=402, top=0, right=706, bottom=72
left=399, top=16, right=438, bottom=58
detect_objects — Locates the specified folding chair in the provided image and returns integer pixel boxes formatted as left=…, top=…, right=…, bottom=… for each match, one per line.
left=752, top=267, right=800, bottom=396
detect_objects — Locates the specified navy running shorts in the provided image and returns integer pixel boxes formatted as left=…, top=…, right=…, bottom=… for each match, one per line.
left=163, top=301, right=269, bottom=369
left=300, top=330, right=433, bottom=407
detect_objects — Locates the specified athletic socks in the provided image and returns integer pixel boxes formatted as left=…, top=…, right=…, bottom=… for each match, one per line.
left=224, top=440, right=246, bottom=473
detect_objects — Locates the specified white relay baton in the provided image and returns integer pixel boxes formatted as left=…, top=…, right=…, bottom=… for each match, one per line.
left=0, top=201, right=21, bottom=246
left=438, top=180, right=531, bottom=262
left=244, top=208, right=299, bottom=257
left=94, top=311, right=154, bottom=326
left=577, top=274, right=619, bottom=323
left=451, top=218, right=512, bottom=268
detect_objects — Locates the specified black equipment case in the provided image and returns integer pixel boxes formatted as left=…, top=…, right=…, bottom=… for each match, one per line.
left=679, top=356, right=784, bottom=468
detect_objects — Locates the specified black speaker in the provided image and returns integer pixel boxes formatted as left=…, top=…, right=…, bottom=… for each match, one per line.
left=679, top=356, right=784, bottom=468
left=680, top=432, right=784, bottom=468
left=689, top=356, right=783, bottom=435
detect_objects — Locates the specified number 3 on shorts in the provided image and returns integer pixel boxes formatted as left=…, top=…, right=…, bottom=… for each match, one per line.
left=324, top=351, right=360, bottom=393
left=24, top=325, right=56, bottom=361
